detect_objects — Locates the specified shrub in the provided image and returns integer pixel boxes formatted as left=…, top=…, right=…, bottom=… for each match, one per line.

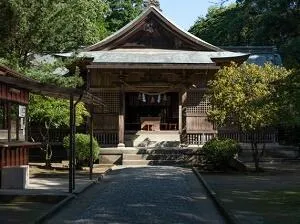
left=201, top=138, right=239, bottom=170
left=63, top=133, right=100, bottom=166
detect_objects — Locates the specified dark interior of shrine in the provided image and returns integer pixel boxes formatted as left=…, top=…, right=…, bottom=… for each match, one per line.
left=125, top=92, right=179, bottom=131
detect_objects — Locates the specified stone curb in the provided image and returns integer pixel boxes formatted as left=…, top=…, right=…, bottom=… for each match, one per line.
left=192, top=167, right=239, bottom=224
left=34, top=168, right=113, bottom=224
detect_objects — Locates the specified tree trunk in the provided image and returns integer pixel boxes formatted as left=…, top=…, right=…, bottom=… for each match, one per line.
left=251, top=131, right=260, bottom=172
left=44, top=122, right=52, bottom=168
left=252, top=142, right=260, bottom=172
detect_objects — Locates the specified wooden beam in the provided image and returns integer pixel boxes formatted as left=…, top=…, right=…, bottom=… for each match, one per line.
left=87, top=63, right=220, bottom=70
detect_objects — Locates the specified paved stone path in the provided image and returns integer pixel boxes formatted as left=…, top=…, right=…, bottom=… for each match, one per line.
left=46, top=166, right=225, bottom=224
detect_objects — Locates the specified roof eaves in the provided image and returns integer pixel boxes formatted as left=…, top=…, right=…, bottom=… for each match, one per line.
left=83, top=7, right=154, bottom=51
left=83, top=6, right=223, bottom=52
left=151, top=7, right=222, bottom=52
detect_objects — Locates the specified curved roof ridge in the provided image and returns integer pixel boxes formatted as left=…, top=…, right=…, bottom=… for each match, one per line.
left=84, top=6, right=223, bottom=52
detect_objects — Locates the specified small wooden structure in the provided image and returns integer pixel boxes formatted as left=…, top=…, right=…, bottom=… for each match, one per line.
left=0, top=65, right=102, bottom=192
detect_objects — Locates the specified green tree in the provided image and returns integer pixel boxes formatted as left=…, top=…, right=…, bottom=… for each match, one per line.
left=207, top=63, right=291, bottom=171
left=189, top=4, right=249, bottom=46
left=274, top=68, right=300, bottom=133
left=105, top=0, right=144, bottom=32
left=189, top=1, right=300, bottom=67
left=24, top=62, right=89, bottom=168
left=0, top=0, right=109, bottom=66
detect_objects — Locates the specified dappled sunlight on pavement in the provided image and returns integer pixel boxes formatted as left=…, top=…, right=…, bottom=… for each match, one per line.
left=46, top=166, right=226, bottom=224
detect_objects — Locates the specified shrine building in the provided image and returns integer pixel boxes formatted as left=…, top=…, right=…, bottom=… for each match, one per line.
left=60, top=3, right=249, bottom=148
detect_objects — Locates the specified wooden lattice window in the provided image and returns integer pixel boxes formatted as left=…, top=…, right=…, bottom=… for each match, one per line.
left=186, top=90, right=211, bottom=114
left=94, top=91, right=120, bottom=113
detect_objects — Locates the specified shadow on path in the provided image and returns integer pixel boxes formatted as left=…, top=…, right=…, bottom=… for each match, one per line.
left=46, top=166, right=225, bottom=224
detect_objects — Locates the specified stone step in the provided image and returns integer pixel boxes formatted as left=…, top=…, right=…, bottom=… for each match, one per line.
left=123, top=153, right=197, bottom=161
left=124, top=131, right=180, bottom=147
left=122, top=148, right=198, bottom=155
left=122, top=160, right=186, bottom=166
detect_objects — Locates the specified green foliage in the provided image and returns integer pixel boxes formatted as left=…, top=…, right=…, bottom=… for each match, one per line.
left=207, top=63, right=291, bottom=171
left=275, top=68, right=300, bottom=125
left=0, top=0, right=109, bottom=66
left=189, top=4, right=248, bottom=46
left=207, top=63, right=291, bottom=131
left=22, top=61, right=89, bottom=128
left=202, top=138, right=239, bottom=170
left=23, top=60, right=84, bottom=88
left=105, top=0, right=144, bottom=32
left=63, top=133, right=100, bottom=163
left=189, top=1, right=300, bottom=67
left=29, top=95, right=89, bottom=128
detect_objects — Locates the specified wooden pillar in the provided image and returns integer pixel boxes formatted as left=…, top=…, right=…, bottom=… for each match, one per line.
left=178, top=92, right=183, bottom=134
left=69, top=94, right=74, bottom=193
left=16, top=116, right=20, bottom=141
left=89, top=104, right=94, bottom=180
left=25, top=105, right=29, bottom=141
left=118, top=84, right=125, bottom=148
left=7, top=102, right=11, bottom=142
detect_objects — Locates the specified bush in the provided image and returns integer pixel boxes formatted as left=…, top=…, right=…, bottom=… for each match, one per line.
left=63, top=133, right=100, bottom=166
left=201, top=138, right=239, bottom=170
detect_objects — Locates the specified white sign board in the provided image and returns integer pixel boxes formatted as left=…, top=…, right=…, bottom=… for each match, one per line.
left=19, top=105, right=26, bottom=118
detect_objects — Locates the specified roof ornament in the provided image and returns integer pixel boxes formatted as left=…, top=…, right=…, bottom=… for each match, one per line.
left=144, top=0, right=161, bottom=11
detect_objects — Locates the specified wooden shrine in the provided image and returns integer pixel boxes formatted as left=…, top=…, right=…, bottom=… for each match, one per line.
left=59, top=5, right=249, bottom=148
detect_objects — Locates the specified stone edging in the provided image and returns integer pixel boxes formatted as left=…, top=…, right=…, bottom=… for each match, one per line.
left=192, top=167, right=240, bottom=224
left=34, top=168, right=113, bottom=224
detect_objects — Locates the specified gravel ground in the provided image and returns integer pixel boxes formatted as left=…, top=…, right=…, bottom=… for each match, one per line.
left=46, top=166, right=226, bottom=224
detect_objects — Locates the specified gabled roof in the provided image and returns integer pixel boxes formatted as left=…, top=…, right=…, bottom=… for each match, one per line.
left=84, top=6, right=223, bottom=52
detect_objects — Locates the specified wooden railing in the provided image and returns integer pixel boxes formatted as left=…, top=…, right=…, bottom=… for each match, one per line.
left=94, top=131, right=118, bottom=146
left=218, top=130, right=278, bottom=143
left=29, top=128, right=119, bottom=147
left=186, top=133, right=217, bottom=145
left=183, top=129, right=278, bottom=146
left=29, top=127, right=85, bottom=145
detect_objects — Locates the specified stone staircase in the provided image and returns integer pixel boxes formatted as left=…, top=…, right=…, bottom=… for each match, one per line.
left=121, top=148, right=199, bottom=166
left=124, top=131, right=181, bottom=148
left=99, top=145, right=200, bottom=166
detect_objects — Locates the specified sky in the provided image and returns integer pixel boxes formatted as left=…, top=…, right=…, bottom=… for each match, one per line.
left=159, top=0, right=234, bottom=31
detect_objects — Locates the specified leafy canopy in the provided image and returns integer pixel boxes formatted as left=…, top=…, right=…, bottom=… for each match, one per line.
left=23, top=61, right=89, bottom=128
left=207, top=63, right=291, bottom=132
left=189, top=1, right=300, bottom=67
left=0, top=0, right=109, bottom=65
left=105, top=0, right=144, bottom=32
left=275, top=68, right=300, bottom=125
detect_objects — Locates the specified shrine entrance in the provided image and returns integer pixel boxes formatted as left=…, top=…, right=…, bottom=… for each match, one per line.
left=125, top=92, right=179, bottom=131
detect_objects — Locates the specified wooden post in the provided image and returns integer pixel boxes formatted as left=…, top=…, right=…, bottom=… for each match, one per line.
left=89, top=104, right=94, bottom=180
left=25, top=105, right=29, bottom=141
left=16, top=114, right=20, bottom=141
left=118, top=78, right=125, bottom=148
left=69, top=94, right=74, bottom=193
left=7, top=102, right=11, bottom=142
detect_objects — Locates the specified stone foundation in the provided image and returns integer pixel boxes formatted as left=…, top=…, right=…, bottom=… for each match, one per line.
left=0, top=165, right=29, bottom=189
